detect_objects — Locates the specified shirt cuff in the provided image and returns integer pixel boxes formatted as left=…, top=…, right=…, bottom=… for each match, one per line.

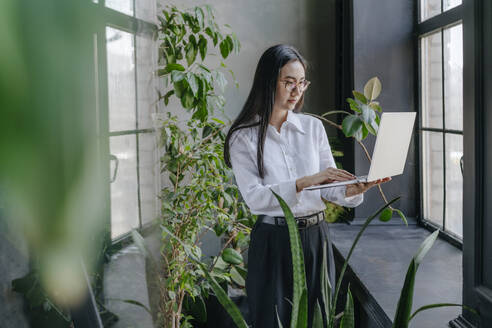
left=275, top=179, right=301, bottom=208
left=336, top=185, right=364, bottom=207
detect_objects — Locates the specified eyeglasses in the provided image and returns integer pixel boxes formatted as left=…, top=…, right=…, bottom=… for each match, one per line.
left=282, top=80, right=311, bottom=93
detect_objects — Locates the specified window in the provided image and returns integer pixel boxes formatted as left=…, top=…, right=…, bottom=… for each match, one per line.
left=92, top=1, right=159, bottom=240
left=418, top=4, right=463, bottom=240
left=420, top=0, right=462, bottom=22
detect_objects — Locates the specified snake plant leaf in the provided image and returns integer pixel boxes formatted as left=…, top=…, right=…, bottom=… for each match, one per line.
left=312, top=300, right=324, bottom=328
left=409, top=303, right=478, bottom=323
left=394, top=208, right=408, bottom=226
left=271, top=189, right=308, bottom=328
left=363, top=77, right=382, bottom=101
left=340, top=285, right=354, bottom=328
left=276, top=306, right=284, bottom=328
left=320, top=241, right=332, bottom=320
left=392, top=230, right=439, bottom=328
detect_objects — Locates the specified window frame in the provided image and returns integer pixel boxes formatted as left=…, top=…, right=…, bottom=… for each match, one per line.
left=90, top=0, right=158, bottom=252
left=416, top=2, right=464, bottom=248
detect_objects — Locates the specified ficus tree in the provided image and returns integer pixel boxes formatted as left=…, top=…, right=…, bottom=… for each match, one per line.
left=151, top=4, right=251, bottom=328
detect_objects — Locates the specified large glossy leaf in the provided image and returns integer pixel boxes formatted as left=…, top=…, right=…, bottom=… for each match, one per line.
left=352, top=91, right=367, bottom=104
left=392, top=230, right=439, bottom=328
left=363, top=77, right=382, bottom=101
left=221, top=247, right=243, bottom=265
left=342, top=115, right=363, bottom=138
left=271, top=190, right=308, bottom=328
left=340, top=286, right=354, bottom=328
left=379, top=208, right=392, bottom=222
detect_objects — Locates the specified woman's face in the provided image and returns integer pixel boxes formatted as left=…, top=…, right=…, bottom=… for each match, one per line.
left=274, top=59, right=306, bottom=111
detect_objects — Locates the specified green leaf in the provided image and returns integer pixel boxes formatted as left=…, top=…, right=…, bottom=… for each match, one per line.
left=320, top=242, right=332, bottom=323
left=181, top=88, right=195, bottom=109
left=120, top=299, right=152, bottom=315
left=230, top=266, right=245, bottom=286
left=226, top=35, right=234, bottom=55
left=363, top=77, right=382, bottom=101
left=172, top=80, right=185, bottom=98
left=379, top=208, right=393, bottom=222
left=352, top=90, right=368, bottom=104
left=340, top=286, right=354, bottom=328
left=162, top=63, right=185, bottom=75
left=192, top=101, right=208, bottom=122
left=341, top=115, right=363, bottom=138
left=369, top=102, right=382, bottom=112
left=312, top=301, right=324, bottom=328
left=394, top=208, right=408, bottom=226
left=212, top=117, right=225, bottom=125
left=195, top=7, right=205, bottom=28
left=414, top=230, right=439, bottom=265
left=183, top=294, right=207, bottom=323
left=219, top=39, right=230, bottom=59
left=171, top=70, right=185, bottom=83
left=346, top=98, right=361, bottom=113
left=185, top=42, right=197, bottom=66
left=187, top=73, right=200, bottom=96
left=361, top=104, right=376, bottom=124
left=409, top=303, right=477, bottom=323
left=392, top=230, right=439, bottom=328
left=213, top=71, right=228, bottom=92
left=270, top=190, right=308, bottom=328
left=221, top=248, right=243, bottom=265
left=198, top=35, right=208, bottom=61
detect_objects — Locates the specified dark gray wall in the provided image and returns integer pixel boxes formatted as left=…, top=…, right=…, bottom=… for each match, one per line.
left=351, top=0, right=416, bottom=220
left=160, top=0, right=339, bottom=134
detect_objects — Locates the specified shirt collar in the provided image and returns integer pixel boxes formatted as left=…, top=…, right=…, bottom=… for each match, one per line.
left=254, top=111, right=306, bottom=134
left=286, top=110, right=306, bottom=134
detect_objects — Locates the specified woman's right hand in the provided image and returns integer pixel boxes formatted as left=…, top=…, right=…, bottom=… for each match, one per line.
left=296, top=168, right=356, bottom=192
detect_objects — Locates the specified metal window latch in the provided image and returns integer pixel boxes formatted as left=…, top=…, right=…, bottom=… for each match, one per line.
left=460, top=155, right=464, bottom=176
left=110, top=154, right=119, bottom=183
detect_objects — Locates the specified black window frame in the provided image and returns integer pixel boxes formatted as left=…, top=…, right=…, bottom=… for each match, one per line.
left=416, top=2, right=464, bottom=249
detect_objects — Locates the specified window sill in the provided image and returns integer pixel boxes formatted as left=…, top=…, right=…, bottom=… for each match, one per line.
left=330, top=219, right=462, bottom=328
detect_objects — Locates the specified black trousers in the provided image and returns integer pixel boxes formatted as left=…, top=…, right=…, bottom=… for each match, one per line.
left=246, top=215, right=336, bottom=328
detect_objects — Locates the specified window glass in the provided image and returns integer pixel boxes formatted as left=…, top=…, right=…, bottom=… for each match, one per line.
left=139, top=133, right=158, bottom=225
left=444, top=0, right=462, bottom=11
left=110, top=135, right=139, bottom=238
left=136, top=35, right=156, bottom=129
left=106, top=27, right=136, bottom=132
left=422, top=131, right=444, bottom=226
left=421, top=31, right=443, bottom=129
left=421, top=0, right=441, bottom=21
left=136, top=0, right=156, bottom=23
left=105, top=0, right=133, bottom=16
left=444, top=24, right=463, bottom=131
left=445, top=134, right=463, bottom=237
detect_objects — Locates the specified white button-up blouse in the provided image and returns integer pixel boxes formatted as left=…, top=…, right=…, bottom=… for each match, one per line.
left=229, top=110, right=363, bottom=217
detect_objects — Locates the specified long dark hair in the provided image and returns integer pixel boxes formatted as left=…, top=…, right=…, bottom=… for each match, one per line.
left=224, top=44, right=308, bottom=179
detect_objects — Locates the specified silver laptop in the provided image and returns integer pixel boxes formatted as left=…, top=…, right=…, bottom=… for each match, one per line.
left=305, top=112, right=416, bottom=190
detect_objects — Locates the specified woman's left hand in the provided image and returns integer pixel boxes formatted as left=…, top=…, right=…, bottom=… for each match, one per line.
left=345, top=177, right=392, bottom=197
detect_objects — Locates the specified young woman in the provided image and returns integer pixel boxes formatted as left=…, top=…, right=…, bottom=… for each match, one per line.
left=224, top=44, right=389, bottom=328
